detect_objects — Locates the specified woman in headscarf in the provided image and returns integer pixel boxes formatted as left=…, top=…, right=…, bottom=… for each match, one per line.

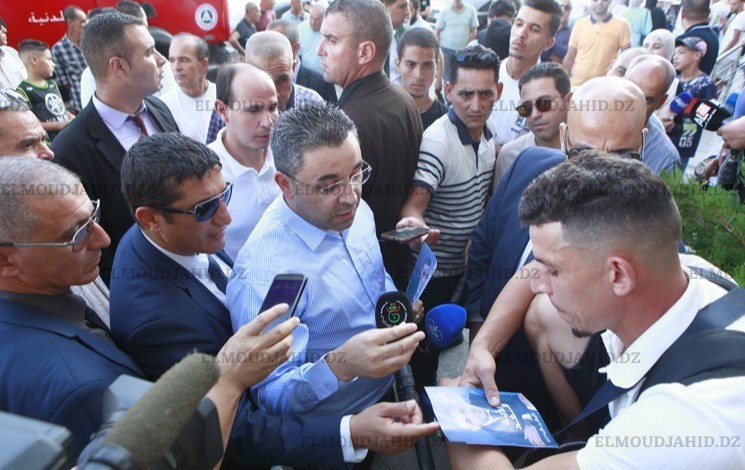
left=643, top=28, right=676, bottom=60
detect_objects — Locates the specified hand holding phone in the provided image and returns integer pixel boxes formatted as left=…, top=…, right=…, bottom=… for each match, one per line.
left=381, top=226, right=431, bottom=243
left=260, top=274, right=307, bottom=333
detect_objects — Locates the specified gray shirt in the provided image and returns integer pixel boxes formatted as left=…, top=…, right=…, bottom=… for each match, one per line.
left=644, top=114, right=682, bottom=174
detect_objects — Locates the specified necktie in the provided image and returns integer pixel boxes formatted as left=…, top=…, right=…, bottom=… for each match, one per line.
left=524, top=249, right=535, bottom=265
left=127, top=110, right=149, bottom=137
left=208, top=255, right=228, bottom=294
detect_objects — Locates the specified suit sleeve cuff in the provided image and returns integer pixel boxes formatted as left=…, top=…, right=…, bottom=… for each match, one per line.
left=340, top=415, right=369, bottom=463
left=305, top=353, right=356, bottom=400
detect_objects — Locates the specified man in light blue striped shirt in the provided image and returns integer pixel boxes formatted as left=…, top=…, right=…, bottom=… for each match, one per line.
left=228, top=102, right=424, bottom=416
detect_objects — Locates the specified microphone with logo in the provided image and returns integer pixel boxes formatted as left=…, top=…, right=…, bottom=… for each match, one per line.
left=669, top=91, right=733, bottom=131
left=375, top=292, right=435, bottom=470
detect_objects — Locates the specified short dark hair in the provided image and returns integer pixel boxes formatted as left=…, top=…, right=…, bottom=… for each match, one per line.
left=327, top=0, right=392, bottom=63
left=267, top=19, right=300, bottom=45
left=215, top=63, right=243, bottom=108
left=397, top=28, right=440, bottom=62
left=87, top=7, right=117, bottom=20
left=121, top=133, right=222, bottom=218
left=518, top=152, right=682, bottom=250
left=173, top=32, right=209, bottom=62
left=489, top=0, right=516, bottom=19
left=116, top=0, right=146, bottom=18
left=681, top=0, right=710, bottom=21
left=81, top=12, right=145, bottom=79
left=63, top=5, right=84, bottom=22
left=271, top=102, right=358, bottom=177
left=449, top=44, right=500, bottom=84
left=518, top=62, right=570, bottom=96
left=523, top=0, right=563, bottom=36
left=18, top=40, right=50, bottom=55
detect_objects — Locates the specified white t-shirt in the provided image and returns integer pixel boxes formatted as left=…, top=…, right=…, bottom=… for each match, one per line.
left=722, top=11, right=745, bottom=50
left=0, top=46, right=27, bottom=90
left=576, top=272, right=745, bottom=469
left=489, top=58, right=529, bottom=146
left=160, top=82, right=216, bottom=144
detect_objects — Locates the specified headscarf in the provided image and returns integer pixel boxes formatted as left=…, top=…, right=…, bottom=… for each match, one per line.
left=644, top=29, right=675, bottom=61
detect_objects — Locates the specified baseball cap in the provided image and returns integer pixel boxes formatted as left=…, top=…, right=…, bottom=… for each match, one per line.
left=675, top=36, right=708, bottom=55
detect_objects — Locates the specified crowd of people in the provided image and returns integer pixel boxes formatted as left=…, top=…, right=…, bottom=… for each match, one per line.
left=0, top=0, right=743, bottom=468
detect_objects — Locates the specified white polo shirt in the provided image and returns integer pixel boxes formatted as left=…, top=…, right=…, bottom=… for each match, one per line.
left=208, top=129, right=281, bottom=261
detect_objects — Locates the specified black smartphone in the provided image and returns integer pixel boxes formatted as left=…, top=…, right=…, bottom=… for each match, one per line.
left=381, top=226, right=430, bottom=243
left=260, top=274, right=307, bottom=333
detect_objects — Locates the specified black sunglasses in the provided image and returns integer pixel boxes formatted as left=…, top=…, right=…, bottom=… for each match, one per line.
left=152, top=182, right=233, bottom=222
left=516, top=96, right=559, bottom=118
left=563, top=125, right=645, bottom=162
left=0, top=200, right=101, bottom=253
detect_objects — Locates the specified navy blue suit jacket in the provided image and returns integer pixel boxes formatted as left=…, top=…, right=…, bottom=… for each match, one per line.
left=297, top=63, right=337, bottom=104
left=110, top=226, right=346, bottom=468
left=464, top=147, right=565, bottom=430
left=0, top=298, right=143, bottom=456
left=110, top=225, right=234, bottom=380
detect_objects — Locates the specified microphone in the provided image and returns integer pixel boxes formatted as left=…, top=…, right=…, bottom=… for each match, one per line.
left=418, top=303, right=467, bottom=355
left=689, top=98, right=732, bottom=131
left=375, top=292, right=435, bottom=470
left=669, top=91, right=695, bottom=115
left=79, top=353, right=221, bottom=469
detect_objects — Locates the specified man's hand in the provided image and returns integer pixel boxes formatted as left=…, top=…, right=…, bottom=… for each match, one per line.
left=349, top=400, right=440, bottom=455
left=704, top=147, right=728, bottom=179
left=718, top=116, right=745, bottom=150
left=215, top=304, right=299, bottom=394
left=459, top=346, right=500, bottom=406
left=329, top=323, right=424, bottom=382
left=396, top=216, right=440, bottom=250
left=413, top=299, right=424, bottom=324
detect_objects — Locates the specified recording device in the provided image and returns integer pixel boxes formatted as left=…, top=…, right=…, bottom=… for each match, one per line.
left=260, top=274, right=307, bottom=333
left=0, top=411, right=73, bottom=469
left=417, top=303, right=468, bottom=356
left=78, top=353, right=222, bottom=469
left=381, top=227, right=430, bottom=243
left=669, top=91, right=732, bottom=131
left=374, top=291, right=435, bottom=470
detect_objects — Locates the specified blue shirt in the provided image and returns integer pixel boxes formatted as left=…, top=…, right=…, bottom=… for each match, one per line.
left=227, top=197, right=396, bottom=415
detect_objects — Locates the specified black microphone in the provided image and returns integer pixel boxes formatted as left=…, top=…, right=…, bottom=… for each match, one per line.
left=375, top=292, right=435, bottom=470
left=79, top=353, right=221, bottom=469
left=689, top=98, right=732, bottom=131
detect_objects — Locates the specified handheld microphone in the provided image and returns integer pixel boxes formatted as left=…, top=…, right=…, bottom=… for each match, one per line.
left=418, top=303, right=467, bottom=355
left=689, top=98, right=732, bottom=131
left=375, top=291, right=435, bottom=470
left=669, top=91, right=695, bottom=115
left=79, top=353, right=221, bottom=469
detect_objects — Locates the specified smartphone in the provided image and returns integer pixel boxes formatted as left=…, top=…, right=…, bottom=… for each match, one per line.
left=381, top=226, right=430, bottom=243
left=260, top=274, right=307, bottom=333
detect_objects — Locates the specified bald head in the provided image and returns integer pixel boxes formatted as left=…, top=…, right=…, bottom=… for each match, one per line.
left=565, top=77, right=647, bottom=155
left=607, top=47, right=650, bottom=78
left=625, top=55, right=676, bottom=120
left=245, top=31, right=295, bottom=111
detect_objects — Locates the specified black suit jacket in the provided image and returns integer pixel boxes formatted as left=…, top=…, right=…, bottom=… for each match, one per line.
left=52, top=96, right=179, bottom=285
left=297, top=63, right=338, bottom=104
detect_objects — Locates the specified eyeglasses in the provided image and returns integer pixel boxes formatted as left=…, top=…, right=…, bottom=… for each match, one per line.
left=563, top=125, right=645, bottom=162
left=0, top=200, right=101, bottom=253
left=285, top=161, right=372, bottom=196
left=516, top=96, right=561, bottom=118
left=151, top=182, right=233, bottom=222
left=0, top=89, right=29, bottom=111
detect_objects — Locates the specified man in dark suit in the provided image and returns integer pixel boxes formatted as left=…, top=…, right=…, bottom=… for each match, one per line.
left=266, top=18, right=339, bottom=103
left=318, top=0, right=426, bottom=288
left=51, top=12, right=179, bottom=285
left=0, top=157, right=298, bottom=459
left=460, top=77, right=648, bottom=429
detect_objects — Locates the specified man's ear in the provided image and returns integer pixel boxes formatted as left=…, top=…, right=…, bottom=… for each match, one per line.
left=275, top=171, right=295, bottom=201
left=394, top=57, right=401, bottom=73
left=357, top=40, right=376, bottom=66
left=542, top=37, right=556, bottom=52
left=445, top=81, right=453, bottom=102
left=496, top=82, right=503, bottom=101
left=608, top=255, right=636, bottom=297
left=0, top=250, right=20, bottom=279
left=135, top=206, right=162, bottom=232
left=215, top=99, right=229, bottom=125
left=109, top=55, right=130, bottom=79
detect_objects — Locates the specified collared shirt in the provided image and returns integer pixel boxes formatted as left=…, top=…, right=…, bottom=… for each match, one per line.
left=286, top=83, right=323, bottom=110
left=227, top=197, right=396, bottom=415
left=411, top=108, right=496, bottom=277
left=298, top=21, right=324, bottom=73
left=51, top=35, right=86, bottom=111
left=577, top=271, right=745, bottom=468
left=206, top=110, right=225, bottom=144
left=92, top=94, right=161, bottom=151
left=281, top=8, right=307, bottom=25
left=0, top=289, right=114, bottom=345
left=141, top=230, right=230, bottom=306
left=208, top=128, right=281, bottom=260
left=644, top=114, right=682, bottom=174
left=568, top=14, right=631, bottom=86
left=489, top=58, right=529, bottom=146
left=435, top=3, right=479, bottom=50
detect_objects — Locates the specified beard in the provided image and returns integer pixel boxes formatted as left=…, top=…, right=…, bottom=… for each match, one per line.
left=571, top=327, right=593, bottom=338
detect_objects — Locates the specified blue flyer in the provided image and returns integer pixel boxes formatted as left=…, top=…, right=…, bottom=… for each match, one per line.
left=425, top=387, right=559, bottom=448
left=406, top=243, right=437, bottom=303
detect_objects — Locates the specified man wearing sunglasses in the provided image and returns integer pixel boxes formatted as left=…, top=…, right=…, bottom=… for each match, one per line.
left=493, top=62, right=571, bottom=190
left=489, top=0, right=562, bottom=148
left=0, top=157, right=298, bottom=460
left=52, top=13, right=179, bottom=286
left=463, top=77, right=648, bottom=430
